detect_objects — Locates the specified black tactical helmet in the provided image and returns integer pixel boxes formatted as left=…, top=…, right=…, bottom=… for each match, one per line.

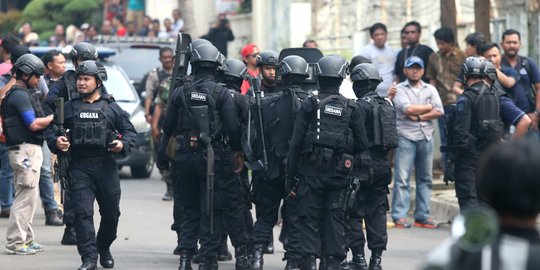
left=277, top=55, right=309, bottom=77
left=191, top=39, right=212, bottom=50
left=462, top=56, right=486, bottom=79
left=14, top=54, right=45, bottom=76
left=484, top=61, right=498, bottom=82
left=70, top=42, right=98, bottom=61
left=223, top=58, right=247, bottom=80
left=316, top=55, right=349, bottom=79
left=190, top=44, right=221, bottom=64
left=256, top=50, right=279, bottom=67
left=350, top=63, right=382, bottom=83
left=76, top=60, right=108, bottom=81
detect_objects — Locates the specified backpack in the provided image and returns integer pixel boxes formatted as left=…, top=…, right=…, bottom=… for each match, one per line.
left=465, top=85, right=503, bottom=144
left=360, top=95, right=398, bottom=149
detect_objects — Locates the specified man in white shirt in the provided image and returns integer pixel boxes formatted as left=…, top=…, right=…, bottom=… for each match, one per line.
left=357, top=23, right=396, bottom=97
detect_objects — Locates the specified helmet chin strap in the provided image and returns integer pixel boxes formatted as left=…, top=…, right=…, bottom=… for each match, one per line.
left=79, top=88, right=98, bottom=99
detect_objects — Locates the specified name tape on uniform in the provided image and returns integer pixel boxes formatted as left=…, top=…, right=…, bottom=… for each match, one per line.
left=79, top=112, right=99, bottom=119
left=324, top=105, right=342, bottom=116
left=191, top=92, right=207, bottom=101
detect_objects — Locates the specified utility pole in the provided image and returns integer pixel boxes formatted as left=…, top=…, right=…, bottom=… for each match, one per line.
left=178, top=0, right=196, bottom=35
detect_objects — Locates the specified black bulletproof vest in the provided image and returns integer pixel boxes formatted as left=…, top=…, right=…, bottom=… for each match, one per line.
left=1, top=86, right=45, bottom=146
left=304, top=93, right=355, bottom=153
left=359, top=93, right=398, bottom=149
left=71, top=98, right=111, bottom=148
left=177, top=81, right=223, bottom=140
left=464, top=84, right=503, bottom=143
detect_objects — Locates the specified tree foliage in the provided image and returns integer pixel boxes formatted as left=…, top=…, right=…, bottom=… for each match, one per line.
left=20, top=0, right=102, bottom=38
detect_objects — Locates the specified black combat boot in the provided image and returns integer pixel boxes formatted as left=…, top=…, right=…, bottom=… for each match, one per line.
left=264, top=240, right=274, bottom=254
left=251, top=244, right=264, bottom=270
left=199, top=256, right=218, bottom=270
left=349, top=249, right=368, bottom=270
left=178, top=249, right=193, bottom=270
left=325, top=256, right=341, bottom=270
left=340, top=258, right=350, bottom=270
left=368, top=249, right=383, bottom=270
left=217, top=239, right=232, bottom=261
left=301, top=256, right=317, bottom=270
left=234, top=245, right=251, bottom=270
left=319, top=257, right=327, bottom=270
left=284, top=259, right=301, bottom=270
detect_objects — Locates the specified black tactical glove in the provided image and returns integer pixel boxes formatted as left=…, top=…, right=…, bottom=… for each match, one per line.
left=156, top=150, right=170, bottom=171
left=444, top=159, right=456, bottom=185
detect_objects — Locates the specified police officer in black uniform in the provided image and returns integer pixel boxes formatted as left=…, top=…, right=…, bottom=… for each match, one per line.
left=287, top=55, right=369, bottom=270
left=445, top=57, right=503, bottom=211
left=43, top=42, right=103, bottom=245
left=248, top=55, right=311, bottom=270
left=48, top=60, right=136, bottom=270
left=158, top=43, right=249, bottom=270
left=219, top=58, right=254, bottom=260
left=348, top=63, right=399, bottom=270
left=257, top=50, right=280, bottom=96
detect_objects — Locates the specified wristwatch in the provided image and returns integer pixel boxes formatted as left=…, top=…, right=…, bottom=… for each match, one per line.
left=534, top=110, right=540, bottom=117
left=416, top=115, right=421, bottom=122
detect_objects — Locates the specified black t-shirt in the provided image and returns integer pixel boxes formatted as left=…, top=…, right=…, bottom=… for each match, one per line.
left=395, top=44, right=434, bottom=83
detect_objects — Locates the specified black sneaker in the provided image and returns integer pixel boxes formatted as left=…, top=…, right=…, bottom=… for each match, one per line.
left=45, top=209, right=63, bottom=226
left=0, top=207, right=10, bottom=218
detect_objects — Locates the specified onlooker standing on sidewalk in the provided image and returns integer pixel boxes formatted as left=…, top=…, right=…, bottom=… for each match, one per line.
left=426, top=27, right=466, bottom=165
left=172, top=9, right=184, bottom=33
left=500, top=29, right=540, bottom=129
left=240, top=43, right=260, bottom=95
left=205, top=15, right=235, bottom=58
left=391, top=56, right=443, bottom=229
left=126, top=0, right=144, bottom=30
left=2, top=54, right=54, bottom=254
left=452, top=32, right=486, bottom=95
left=112, top=15, right=127, bottom=37
left=357, top=22, right=396, bottom=98
left=394, top=21, right=434, bottom=83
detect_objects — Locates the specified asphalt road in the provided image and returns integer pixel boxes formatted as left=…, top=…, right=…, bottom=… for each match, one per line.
left=0, top=167, right=449, bottom=270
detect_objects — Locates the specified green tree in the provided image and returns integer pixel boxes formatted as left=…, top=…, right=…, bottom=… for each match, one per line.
left=21, top=0, right=102, bottom=40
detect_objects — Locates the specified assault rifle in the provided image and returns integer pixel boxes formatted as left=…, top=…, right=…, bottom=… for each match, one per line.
left=245, top=77, right=268, bottom=171
left=191, top=105, right=215, bottom=234
left=170, top=33, right=193, bottom=92
left=53, top=98, right=71, bottom=191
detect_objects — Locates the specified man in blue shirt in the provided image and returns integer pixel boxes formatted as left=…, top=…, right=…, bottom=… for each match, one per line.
left=500, top=29, right=540, bottom=129
left=482, top=43, right=532, bottom=138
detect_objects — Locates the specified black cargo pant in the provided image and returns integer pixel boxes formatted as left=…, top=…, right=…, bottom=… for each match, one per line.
left=347, top=165, right=391, bottom=253
left=282, top=191, right=302, bottom=261
left=69, top=157, right=121, bottom=263
left=251, top=174, right=286, bottom=248
left=171, top=161, right=185, bottom=245
left=454, top=151, right=481, bottom=210
left=176, top=150, right=249, bottom=258
left=297, top=176, right=348, bottom=261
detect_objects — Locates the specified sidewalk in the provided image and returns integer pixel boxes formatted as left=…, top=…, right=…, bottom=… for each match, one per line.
left=388, top=173, right=460, bottom=226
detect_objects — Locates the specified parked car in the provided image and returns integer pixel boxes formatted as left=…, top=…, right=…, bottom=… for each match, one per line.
left=92, top=35, right=176, bottom=96
left=29, top=46, right=155, bottom=178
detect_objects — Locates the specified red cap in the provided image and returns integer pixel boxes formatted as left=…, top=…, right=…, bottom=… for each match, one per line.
left=241, top=43, right=259, bottom=58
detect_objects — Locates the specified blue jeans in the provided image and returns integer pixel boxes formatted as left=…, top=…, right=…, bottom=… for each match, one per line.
left=0, top=143, right=14, bottom=209
left=391, top=135, right=433, bottom=222
left=39, top=142, right=58, bottom=211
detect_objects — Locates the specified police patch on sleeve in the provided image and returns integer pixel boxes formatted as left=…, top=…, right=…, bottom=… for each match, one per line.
left=324, top=105, right=342, bottom=116
left=456, top=96, right=466, bottom=112
left=191, top=92, right=207, bottom=101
